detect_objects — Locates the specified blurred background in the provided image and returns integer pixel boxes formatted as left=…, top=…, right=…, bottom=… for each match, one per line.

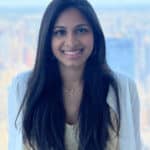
left=0, top=0, right=150, bottom=149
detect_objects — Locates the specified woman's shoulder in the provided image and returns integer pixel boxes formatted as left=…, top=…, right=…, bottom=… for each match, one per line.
left=112, top=71, right=137, bottom=92
left=11, top=70, right=32, bottom=87
left=9, top=70, right=32, bottom=101
left=111, top=71, right=139, bottom=108
left=13, top=70, right=32, bottom=82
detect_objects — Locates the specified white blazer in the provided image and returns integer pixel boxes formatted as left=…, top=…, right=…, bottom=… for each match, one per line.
left=8, top=71, right=142, bottom=150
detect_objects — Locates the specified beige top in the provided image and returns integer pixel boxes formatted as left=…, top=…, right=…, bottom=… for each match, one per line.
left=24, top=108, right=118, bottom=150
left=64, top=117, right=118, bottom=150
left=65, top=123, right=79, bottom=150
left=23, top=126, right=118, bottom=150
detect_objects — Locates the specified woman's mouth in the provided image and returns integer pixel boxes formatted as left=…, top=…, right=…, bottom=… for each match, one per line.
left=61, top=48, right=84, bottom=58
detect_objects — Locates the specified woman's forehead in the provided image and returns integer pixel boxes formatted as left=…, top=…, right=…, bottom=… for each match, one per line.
left=54, top=8, right=90, bottom=27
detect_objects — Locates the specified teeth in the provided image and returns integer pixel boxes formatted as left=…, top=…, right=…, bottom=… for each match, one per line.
left=64, top=51, right=80, bottom=55
left=63, top=49, right=83, bottom=55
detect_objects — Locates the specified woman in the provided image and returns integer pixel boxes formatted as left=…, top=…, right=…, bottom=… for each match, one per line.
left=8, top=0, right=142, bottom=149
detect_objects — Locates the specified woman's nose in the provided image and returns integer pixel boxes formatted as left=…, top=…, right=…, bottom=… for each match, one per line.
left=64, top=33, right=78, bottom=49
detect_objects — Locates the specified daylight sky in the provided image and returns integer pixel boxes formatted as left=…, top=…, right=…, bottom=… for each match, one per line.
left=1, top=0, right=150, bottom=7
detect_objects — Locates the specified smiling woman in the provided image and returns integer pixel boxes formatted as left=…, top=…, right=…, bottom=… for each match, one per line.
left=8, top=0, right=142, bottom=150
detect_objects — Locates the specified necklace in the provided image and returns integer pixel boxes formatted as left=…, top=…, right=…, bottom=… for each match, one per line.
left=63, top=85, right=83, bottom=96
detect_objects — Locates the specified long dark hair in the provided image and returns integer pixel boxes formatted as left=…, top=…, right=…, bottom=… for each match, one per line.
left=18, top=0, right=121, bottom=149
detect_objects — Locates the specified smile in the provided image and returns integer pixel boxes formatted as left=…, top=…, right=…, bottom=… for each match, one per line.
left=61, top=48, right=84, bottom=58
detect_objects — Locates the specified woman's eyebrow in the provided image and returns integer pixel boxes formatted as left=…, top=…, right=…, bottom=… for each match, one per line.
left=54, top=24, right=89, bottom=29
left=75, top=24, right=89, bottom=28
left=53, top=26, right=65, bottom=29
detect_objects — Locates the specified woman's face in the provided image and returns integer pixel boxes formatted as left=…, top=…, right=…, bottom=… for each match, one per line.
left=51, top=8, right=94, bottom=68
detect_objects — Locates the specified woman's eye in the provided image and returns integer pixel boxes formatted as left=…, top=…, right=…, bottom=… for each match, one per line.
left=53, top=30, right=66, bottom=37
left=76, top=28, right=88, bottom=34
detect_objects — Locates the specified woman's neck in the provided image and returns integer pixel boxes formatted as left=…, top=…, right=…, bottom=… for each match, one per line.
left=59, top=64, right=84, bottom=88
